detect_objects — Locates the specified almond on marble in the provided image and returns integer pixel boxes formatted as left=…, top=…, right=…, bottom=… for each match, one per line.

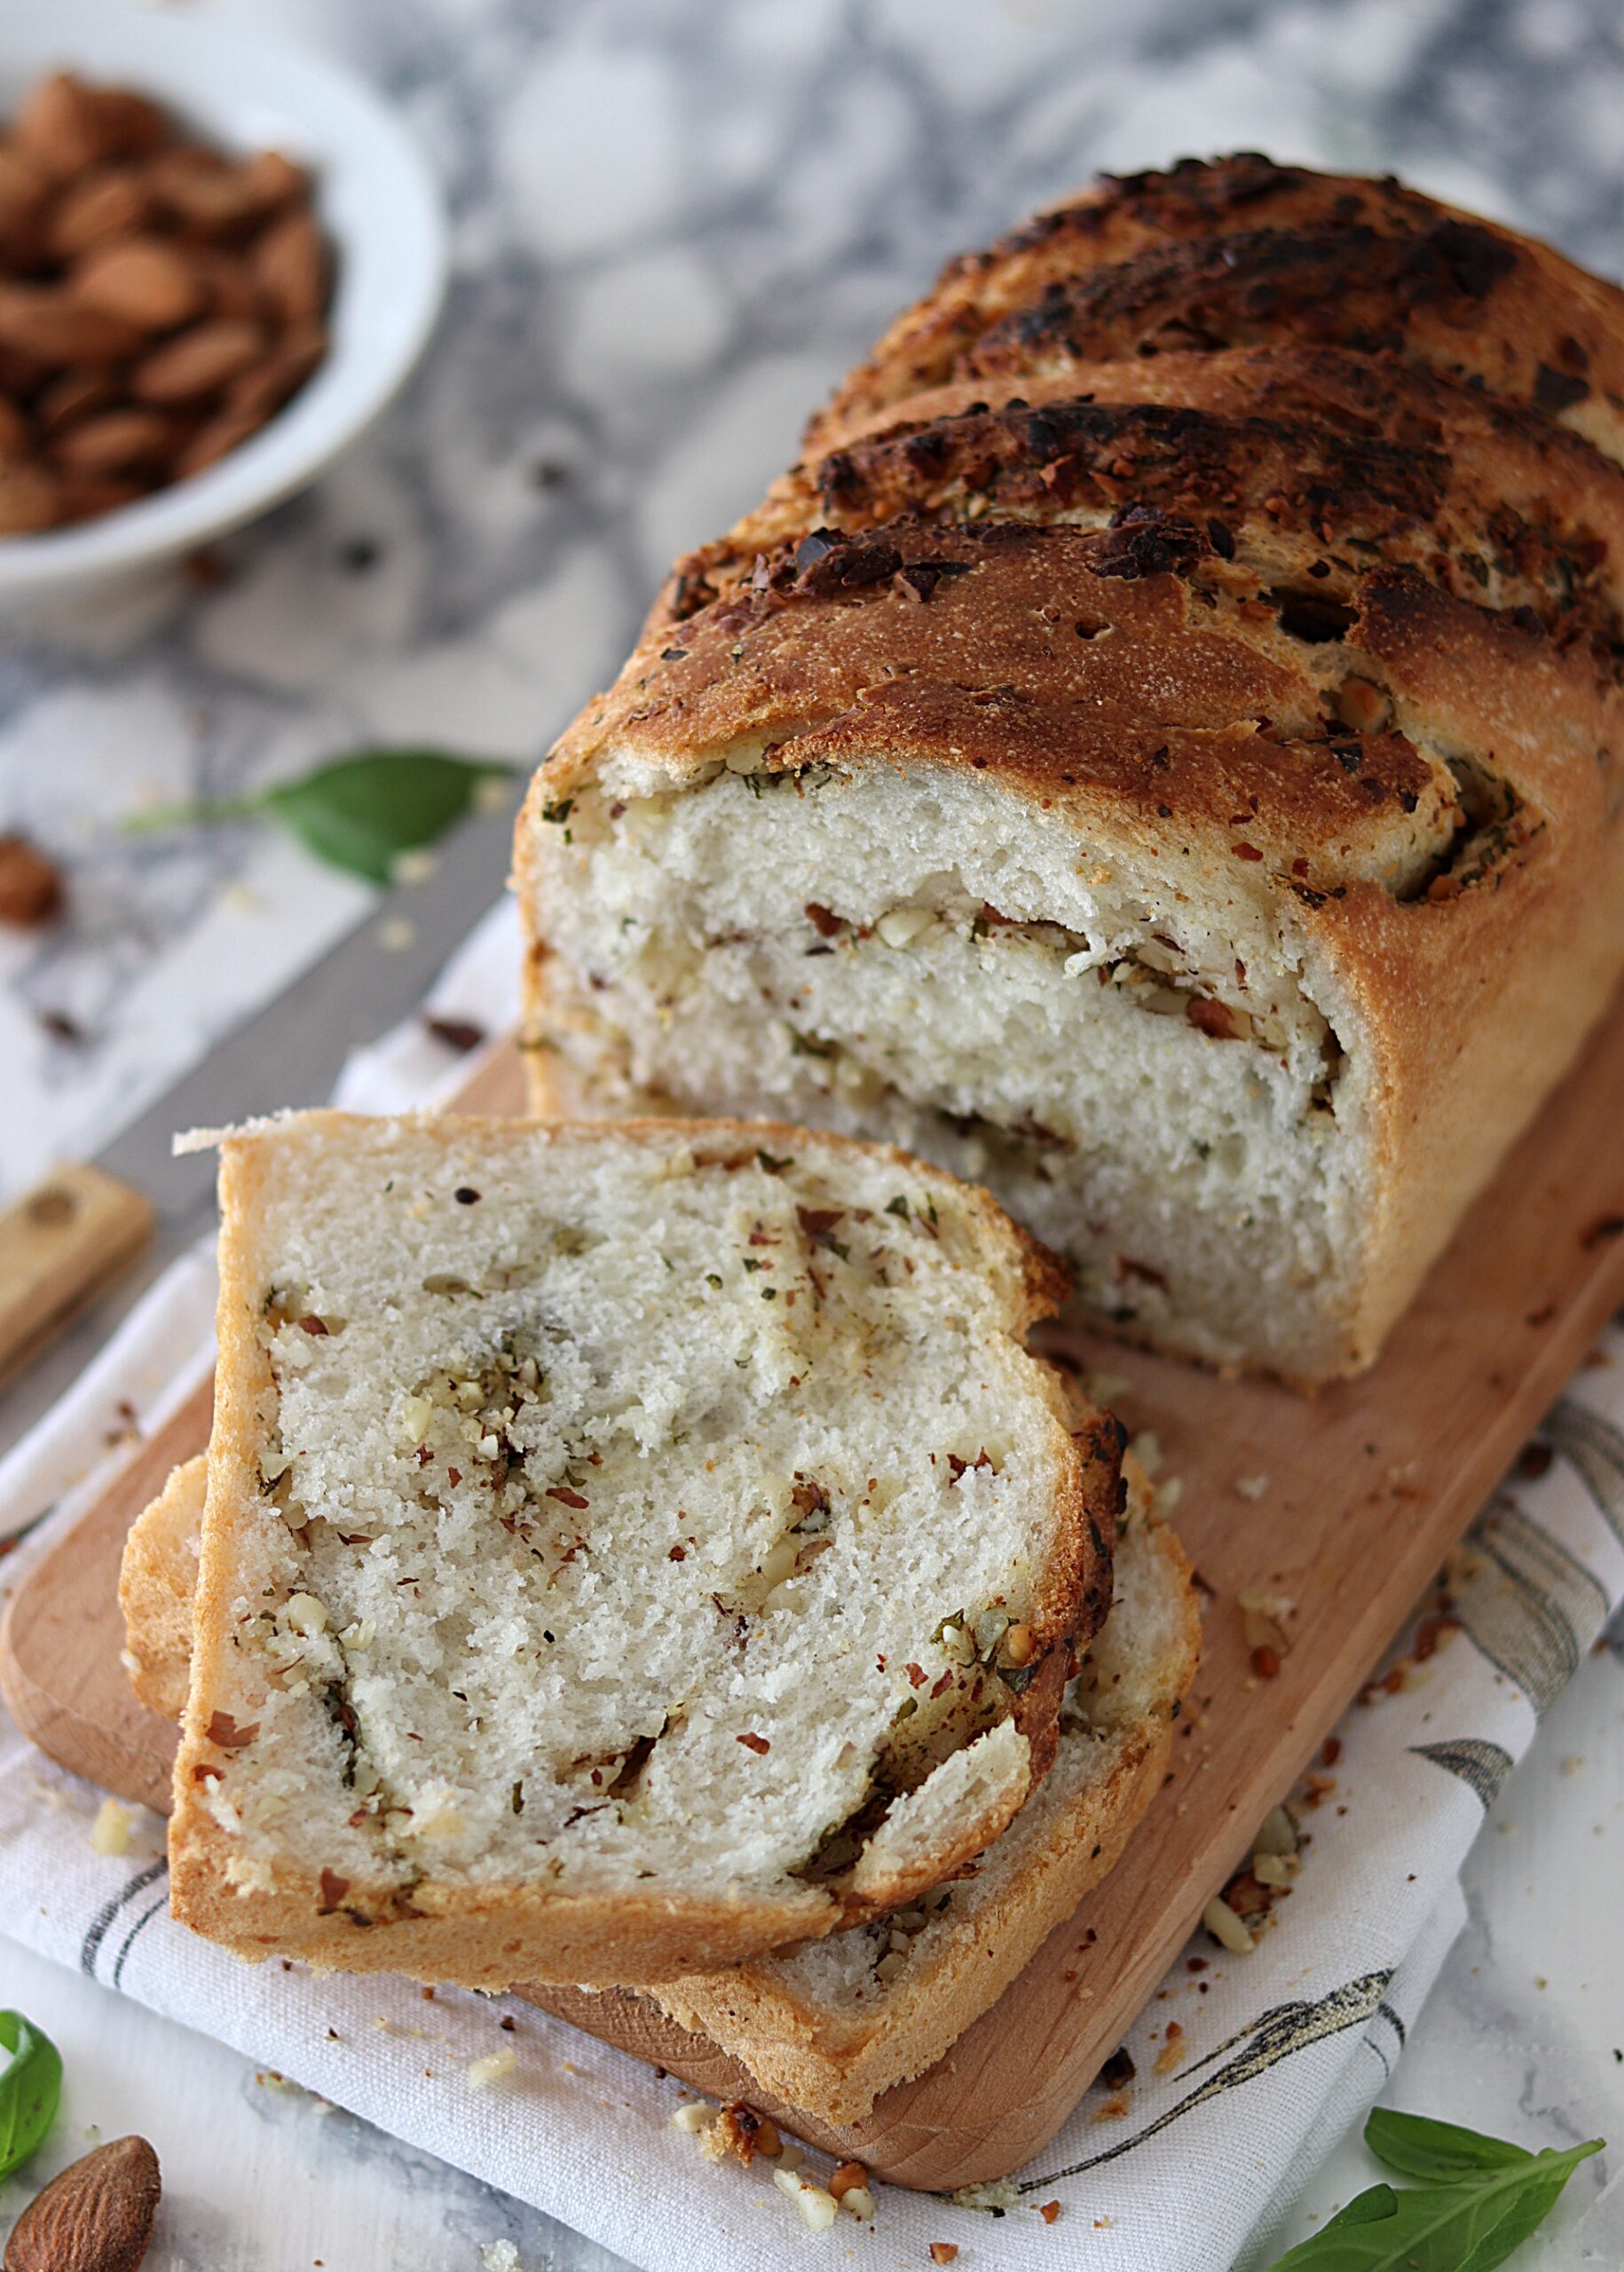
left=2, top=2134, right=161, bottom=2272
left=0, top=832, right=64, bottom=922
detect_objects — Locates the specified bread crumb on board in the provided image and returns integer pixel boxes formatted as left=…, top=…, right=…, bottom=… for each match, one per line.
left=89, top=1796, right=132, bottom=1856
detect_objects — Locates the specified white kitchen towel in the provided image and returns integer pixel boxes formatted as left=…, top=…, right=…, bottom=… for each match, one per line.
left=2, top=896, right=1620, bottom=2272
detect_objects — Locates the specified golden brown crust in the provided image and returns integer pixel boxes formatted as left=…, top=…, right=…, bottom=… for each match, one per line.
left=659, top=354, right=1624, bottom=654
left=167, top=1113, right=1107, bottom=1984
left=814, top=158, right=1624, bottom=465
left=541, top=507, right=1614, bottom=897
left=1006, top=1407, right=1122, bottom=1789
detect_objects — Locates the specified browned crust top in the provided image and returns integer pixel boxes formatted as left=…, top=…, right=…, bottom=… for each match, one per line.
left=662, top=375, right=1624, bottom=656
left=815, top=157, right=1624, bottom=454
left=549, top=501, right=1618, bottom=903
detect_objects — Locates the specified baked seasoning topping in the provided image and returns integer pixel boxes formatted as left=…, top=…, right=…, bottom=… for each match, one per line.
left=1086, top=502, right=1206, bottom=581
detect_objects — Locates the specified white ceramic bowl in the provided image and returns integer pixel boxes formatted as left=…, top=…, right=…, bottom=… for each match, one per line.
left=0, top=2, right=448, bottom=598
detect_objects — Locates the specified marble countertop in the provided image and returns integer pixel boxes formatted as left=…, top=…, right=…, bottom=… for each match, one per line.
left=2, top=0, right=1621, bottom=2265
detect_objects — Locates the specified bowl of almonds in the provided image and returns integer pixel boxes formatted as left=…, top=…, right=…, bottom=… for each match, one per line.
left=0, top=3, right=445, bottom=597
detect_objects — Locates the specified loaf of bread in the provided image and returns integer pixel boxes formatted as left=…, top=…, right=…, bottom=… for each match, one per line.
left=516, top=155, right=1624, bottom=1380
left=167, top=1111, right=1120, bottom=1987
left=126, top=1454, right=1195, bottom=2121
left=654, top=1459, right=1198, bottom=2120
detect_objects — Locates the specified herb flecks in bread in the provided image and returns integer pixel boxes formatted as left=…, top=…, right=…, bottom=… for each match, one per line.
left=127, top=1451, right=1196, bottom=2121
left=168, top=1111, right=1116, bottom=1987
left=518, top=156, right=1624, bottom=1381
left=654, top=1467, right=1201, bottom=2121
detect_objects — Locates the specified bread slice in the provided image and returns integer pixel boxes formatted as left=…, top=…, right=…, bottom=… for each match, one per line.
left=118, top=1454, right=204, bottom=1722
left=516, top=160, right=1624, bottom=1383
left=168, top=1111, right=1120, bottom=1988
left=127, top=1457, right=1195, bottom=2125
left=653, top=1463, right=1198, bottom=2121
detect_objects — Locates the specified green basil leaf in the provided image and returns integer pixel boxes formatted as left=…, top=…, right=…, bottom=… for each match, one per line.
left=258, top=751, right=516, bottom=884
left=1322, top=2186, right=1399, bottom=2229
left=1365, top=2110, right=1533, bottom=2182
left=0, top=2010, right=63, bottom=2181
left=1455, top=2166, right=1582, bottom=2272
left=1261, top=2138, right=1603, bottom=2271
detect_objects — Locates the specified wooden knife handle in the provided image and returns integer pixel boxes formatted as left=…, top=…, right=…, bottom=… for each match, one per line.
left=0, top=1163, right=154, bottom=1387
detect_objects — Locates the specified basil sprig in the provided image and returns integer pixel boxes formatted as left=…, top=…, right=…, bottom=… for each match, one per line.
left=0, top=2010, right=62, bottom=2182
left=1264, top=2109, right=1603, bottom=2269
left=125, top=749, right=517, bottom=885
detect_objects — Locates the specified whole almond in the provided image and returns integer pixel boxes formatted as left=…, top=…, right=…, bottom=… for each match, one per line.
left=48, top=167, right=154, bottom=260
left=253, top=209, right=327, bottom=326
left=12, top=75, right=111, bottom=181
left=4, top=2135, right=160, bottom=2272
left=72, top=238, right=204, bottom=332
left=0, top=284, right=142, bottom=367
left=53, top=407, right=181, bottom=475
left=133, top=318, right=262, bottom=405
left=0, top=832, right=63, bottom=926
left=0, top=394, right=28, bottom=454
left=0, top=460, right=60, bottom=534
left=147, top=149, right=263, bottom=239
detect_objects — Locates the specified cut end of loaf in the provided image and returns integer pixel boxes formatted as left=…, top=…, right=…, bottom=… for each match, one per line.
left=168, top=1110, right=1116, bottom=1986
left=520, top=751, right=1381, bottom=1380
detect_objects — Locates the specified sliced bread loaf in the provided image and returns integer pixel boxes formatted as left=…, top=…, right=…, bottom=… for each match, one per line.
left=516, top=159, right=1624, bottom=1382
left=653, top=1462, right=1198, bottom=2120
left=168, top=1111, right=1119, bottom=1987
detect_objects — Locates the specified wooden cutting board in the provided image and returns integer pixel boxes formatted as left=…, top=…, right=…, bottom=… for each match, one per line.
left=5, top=1013, right=1624, bottom=2190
